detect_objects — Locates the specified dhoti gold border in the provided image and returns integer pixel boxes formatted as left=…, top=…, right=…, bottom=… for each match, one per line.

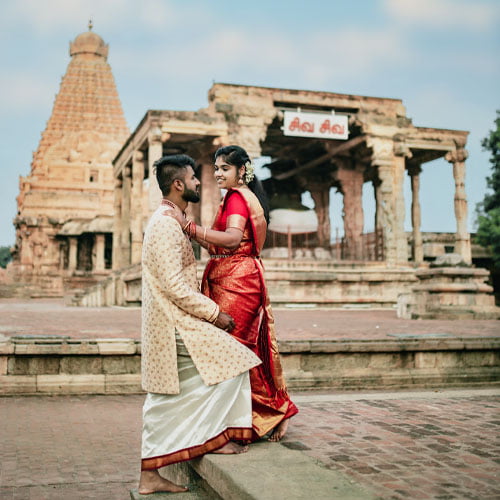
left=141, top=427, right=252, bottom=470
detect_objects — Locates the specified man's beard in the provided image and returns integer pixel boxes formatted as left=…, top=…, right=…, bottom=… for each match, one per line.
left=182, top=187, right=200, bottom=203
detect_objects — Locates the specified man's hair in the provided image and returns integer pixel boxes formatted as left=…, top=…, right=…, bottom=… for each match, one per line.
left=154, top=154, right=196, bottom=196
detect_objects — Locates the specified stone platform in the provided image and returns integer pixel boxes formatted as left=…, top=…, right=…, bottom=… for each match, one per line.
left=0, top=298, right=498, bottom=395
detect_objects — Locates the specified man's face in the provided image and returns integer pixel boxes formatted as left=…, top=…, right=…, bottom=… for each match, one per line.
left=180, top=166, right=201, bottom=203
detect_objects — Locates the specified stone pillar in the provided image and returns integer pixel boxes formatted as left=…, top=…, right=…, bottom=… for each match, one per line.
left=369, top=138, right=408, bottom=264
left=445, top=148, right=471, bottom=264
left=148, top=127, right=163, bottom=213
left=68, top=236, right=78, bottom=272
left=200, top=158, right=220, bottom=229
left=337, top=164, right=364, bottom=259
left=130, top=151, right=145, bottom=264
left=94, top=234, right=105, bottom=272
left=120, top=165, right=132, bottom=268
left=309, top=182, right=331, bottom=248
left=112, top=177, right=122, bottom=270
left=408, top=165, right=423, bottom=265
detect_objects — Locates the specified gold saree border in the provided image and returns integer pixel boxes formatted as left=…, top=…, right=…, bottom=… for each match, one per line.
left=141, top=427, right=253, bottom=470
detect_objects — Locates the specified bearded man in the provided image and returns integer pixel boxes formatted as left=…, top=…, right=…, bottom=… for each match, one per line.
left=138, top=154, right=261, bottom=495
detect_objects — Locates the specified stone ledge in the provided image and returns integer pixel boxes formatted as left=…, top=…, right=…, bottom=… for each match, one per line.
left=152, top=440, right=378, bottom=500
left=278, top=337, right=500, bottom=353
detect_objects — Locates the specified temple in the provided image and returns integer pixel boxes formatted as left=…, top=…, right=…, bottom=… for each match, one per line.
left=8, top=26, right=129, bottom=296
left=112, top=84, right=469, bottom=261
left=9, top=31, right=495, bottom=313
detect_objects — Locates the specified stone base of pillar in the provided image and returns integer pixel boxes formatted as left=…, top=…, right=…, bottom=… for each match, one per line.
left=398, top=267, right=500, bottom=320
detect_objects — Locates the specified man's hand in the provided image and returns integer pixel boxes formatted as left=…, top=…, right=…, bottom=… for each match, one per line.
left=214, top=312, right=235, bottom=332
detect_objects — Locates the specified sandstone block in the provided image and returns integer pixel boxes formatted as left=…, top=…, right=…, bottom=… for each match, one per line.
left=0, top=375, right=37, bottom=394
left=59, top=356, right=103, bottom=374
left=97, top=339, right=136, bottom=355
left=36, top=374, right=106, bottom=393
left=105, top=374, right=143, bottom=393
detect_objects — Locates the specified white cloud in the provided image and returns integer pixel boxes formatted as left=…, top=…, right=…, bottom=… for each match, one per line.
left=384, top=0, right=499, bottom=31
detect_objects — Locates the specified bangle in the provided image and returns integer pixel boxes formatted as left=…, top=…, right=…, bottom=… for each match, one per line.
left=182, top=220, right=196, bottom=240
left=203, top=227, right=207, bottom=241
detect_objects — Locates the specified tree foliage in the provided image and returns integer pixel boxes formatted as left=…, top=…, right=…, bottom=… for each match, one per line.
left=476, top=110, right=500, bottom=266
left=0, top=246, right=12, bottom=269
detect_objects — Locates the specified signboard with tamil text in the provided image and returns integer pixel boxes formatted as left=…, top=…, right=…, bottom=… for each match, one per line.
left=283, top=111, right=348, bottom=140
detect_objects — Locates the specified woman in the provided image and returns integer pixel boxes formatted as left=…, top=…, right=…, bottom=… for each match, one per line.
left=169, top=145, right=298, bottom=441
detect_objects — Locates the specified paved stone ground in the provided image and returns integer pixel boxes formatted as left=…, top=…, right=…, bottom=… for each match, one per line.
left=0, top=298, right=498, bottom=341
left=0, top=389, right=498, bottom=500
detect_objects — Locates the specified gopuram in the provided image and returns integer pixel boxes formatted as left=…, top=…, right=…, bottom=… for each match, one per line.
left=79, top=82, right=489, bottom=311
left=8, top=25, right=129, bottom=296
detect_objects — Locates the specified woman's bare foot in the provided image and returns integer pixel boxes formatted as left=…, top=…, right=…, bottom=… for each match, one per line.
left=138, top=469, right=188, bottom=495
left=268, top=418, right=289, bottom=442
left=212, top=441, right=249, bottom=454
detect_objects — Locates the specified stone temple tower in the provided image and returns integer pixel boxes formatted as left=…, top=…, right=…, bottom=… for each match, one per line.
left=10, top=24, right=129, bottom=296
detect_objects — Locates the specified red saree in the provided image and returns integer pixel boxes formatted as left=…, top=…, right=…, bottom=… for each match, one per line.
left=201, top=187, right=298, bottom=439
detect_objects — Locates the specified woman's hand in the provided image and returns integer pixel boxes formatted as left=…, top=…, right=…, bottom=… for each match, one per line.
left=163, top=206, right=186, bottom=227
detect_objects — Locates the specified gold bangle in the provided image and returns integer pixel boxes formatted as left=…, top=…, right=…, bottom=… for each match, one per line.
left=203, top=227, right=207, bottom=241
left=182, top=220, right=191, bottom=232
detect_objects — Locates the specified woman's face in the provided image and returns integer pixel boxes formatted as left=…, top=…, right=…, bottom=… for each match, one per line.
left=214, top=156, right=244, bottom=190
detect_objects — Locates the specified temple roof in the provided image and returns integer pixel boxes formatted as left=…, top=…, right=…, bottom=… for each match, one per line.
left=30, top=26, right=129, bottom=173
left=70, top=29, right=109, bottom=59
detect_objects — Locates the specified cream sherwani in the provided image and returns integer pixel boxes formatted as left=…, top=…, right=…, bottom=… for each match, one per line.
left=141, top=205, right=261, bottom=394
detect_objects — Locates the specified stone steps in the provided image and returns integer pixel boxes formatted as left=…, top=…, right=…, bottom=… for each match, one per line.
left=1, top=336, right=499, bottom=395
left=131, top=440, right=377, bottom=500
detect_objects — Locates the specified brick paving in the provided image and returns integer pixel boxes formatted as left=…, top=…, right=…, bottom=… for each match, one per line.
left=1, top=390, right=499, bottom=499
left=0, top=298, right=498, bottom=341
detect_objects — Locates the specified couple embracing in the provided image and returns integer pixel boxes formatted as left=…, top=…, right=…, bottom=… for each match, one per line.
left=139, top=146, right=298, bottom=495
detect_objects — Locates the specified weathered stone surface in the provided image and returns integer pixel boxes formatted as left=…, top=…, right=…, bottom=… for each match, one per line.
left=36, top=374, right=106, bottom=393
left=102, top=355, right=140, bottom=374
left=59, top=356, right=103, bottom=374
left=0, top=375, right=37, bottom=394
left=97, top=338, right=136, bottom=355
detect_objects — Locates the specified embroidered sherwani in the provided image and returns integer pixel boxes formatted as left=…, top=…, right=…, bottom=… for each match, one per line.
left=141, top=205, right=261, bottom=470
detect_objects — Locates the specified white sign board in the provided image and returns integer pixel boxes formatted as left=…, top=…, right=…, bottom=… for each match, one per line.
left=283, top=111, right=348, bottom=140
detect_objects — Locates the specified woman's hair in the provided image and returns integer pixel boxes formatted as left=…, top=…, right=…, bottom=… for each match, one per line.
left=214, top=145, right=270, bottom=223
left=154, top=154, right=195, bottom=196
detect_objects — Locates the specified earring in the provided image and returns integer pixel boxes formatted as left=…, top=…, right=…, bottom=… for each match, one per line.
left=238, top=176, right=244, bottom=185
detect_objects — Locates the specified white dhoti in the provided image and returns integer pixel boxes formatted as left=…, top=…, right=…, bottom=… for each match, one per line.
left=141, top=337, right=252, bottom=470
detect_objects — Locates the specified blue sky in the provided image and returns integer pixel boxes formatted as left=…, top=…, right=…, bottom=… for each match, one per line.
left=0, top=0, right=499, bottom=246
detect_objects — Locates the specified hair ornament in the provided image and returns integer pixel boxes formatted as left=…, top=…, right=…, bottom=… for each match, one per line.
left=244, top=160, right=255, bottom=184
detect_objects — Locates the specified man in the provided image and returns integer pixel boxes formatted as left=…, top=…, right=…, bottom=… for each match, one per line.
left=139, top=154, right=261, bottom=495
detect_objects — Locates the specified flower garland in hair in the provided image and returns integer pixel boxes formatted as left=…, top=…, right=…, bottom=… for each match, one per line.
left=244, top=160, right=255, bottom=184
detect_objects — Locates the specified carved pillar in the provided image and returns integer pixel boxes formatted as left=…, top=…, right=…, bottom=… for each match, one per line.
left=68, top=236, right=78, bottom=272
left=148, top=127, right=163, bottom=213
left=445, top=148, right=471, bottom=264
left=121, top=165, right=132, bottom=268
left=131, top=151, right=145, bottom=264
left=94, top=234, right=105, bottom=272
left=337, top=163, right=364, bottom=259
left=408, top=165, right=423, bottom=265
left=112, top=177, right=122, bottom=270
left=309, top=182, right=331, bottom=248
left=369, top=137, right=407, bottom=264
left=393, top=144, right=409, bottom=263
